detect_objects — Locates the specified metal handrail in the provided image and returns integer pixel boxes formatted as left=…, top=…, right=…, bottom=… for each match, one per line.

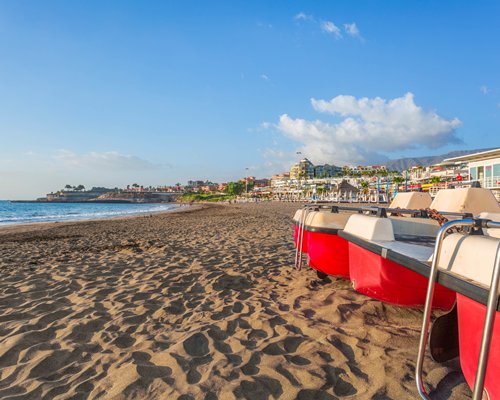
left=299, top=202, right=474, bottom=219
left=473, top=219, right=500, bottom=399
left=296, top=206, right=308, bottom=270
left=294, top=204, right=316, bottom=270
left=416, top=218, right=500, bottom=399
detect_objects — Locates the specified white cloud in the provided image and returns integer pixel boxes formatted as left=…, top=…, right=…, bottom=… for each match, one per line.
left=344, top=22, right=361, bottom=39
left=294, top=14, right=362, bottom=41
left=266, top=93, right=461, bottom=165
left=294, top=12, right=314, bottom=21
left=260, top=122, right=274, bottom=130
left=320, top=21, right=342, bottom=38
left=259, top=149, right=298, bottom=175
left=257, top=22, right=273, bottom=28
left=260, top=74, right=270, bottom=81
left=480, top=85, right=490, bottom=95
left=53, top=150, right=163, bottom=171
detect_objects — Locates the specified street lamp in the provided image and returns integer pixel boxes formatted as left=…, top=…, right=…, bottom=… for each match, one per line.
left=245, top=167, right=249, bottom=195
left=295, top=152, right=303, bottom=200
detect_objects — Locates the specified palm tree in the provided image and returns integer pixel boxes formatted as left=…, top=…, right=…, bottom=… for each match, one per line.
left=360, top=180, right=370, bottom=195
left=392, top=176, right=404, bottom=192
left=64, top=184, right=72, bottom=191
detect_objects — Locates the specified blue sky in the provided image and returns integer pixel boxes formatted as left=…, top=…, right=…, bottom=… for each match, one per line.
left=0, top=1, right=499, bottom=198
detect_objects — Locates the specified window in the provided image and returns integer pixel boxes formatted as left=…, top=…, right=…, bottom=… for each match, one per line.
left=470, top=166, right=478, bottom=180
left=494, top=163, right=500, bottom=178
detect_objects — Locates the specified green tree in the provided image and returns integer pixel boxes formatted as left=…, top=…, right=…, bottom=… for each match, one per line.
left=393, top=176, right=404, bottom=185
left=76, top=185, right=85, bottom=191
left=224, top=182, right=245, bottom=196
left=360, top=180, right=370, bottom=195
left=392, top=176, right=404, bottom=192
left=431, top=176, right=441, bottom=184
left=64, top=184, right=72, bottom=191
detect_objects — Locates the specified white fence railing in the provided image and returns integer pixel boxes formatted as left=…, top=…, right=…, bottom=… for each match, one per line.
left=483, top=176, right=500, bottom=189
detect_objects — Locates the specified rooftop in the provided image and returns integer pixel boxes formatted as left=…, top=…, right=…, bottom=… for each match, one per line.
left=442, top=148, right=500, bottom=163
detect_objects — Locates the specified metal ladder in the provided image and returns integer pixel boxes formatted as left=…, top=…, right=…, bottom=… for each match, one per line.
left=294, top=204, right=316, bottom=271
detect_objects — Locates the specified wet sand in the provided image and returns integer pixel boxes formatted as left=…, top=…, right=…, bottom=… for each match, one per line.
left=0, top=202, right=470, bottom=399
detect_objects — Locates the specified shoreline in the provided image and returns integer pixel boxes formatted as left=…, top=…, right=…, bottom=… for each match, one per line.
left=0, top=203, right=204, bottom=235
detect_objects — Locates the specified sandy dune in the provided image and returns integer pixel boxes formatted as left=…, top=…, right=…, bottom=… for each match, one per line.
left=0, top=202, right=470, bottom=399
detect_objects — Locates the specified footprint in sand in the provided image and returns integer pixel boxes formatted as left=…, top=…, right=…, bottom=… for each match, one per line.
left=241, top=353, right=261, bottom=376
left=112, top=333, right=135, bottom=348
left=183, top=332, right=209, bottom=357
left=233, top=376, right=283, bottom=400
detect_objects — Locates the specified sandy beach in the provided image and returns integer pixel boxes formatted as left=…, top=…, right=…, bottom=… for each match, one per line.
left=0, top=202, right=470, bottom=399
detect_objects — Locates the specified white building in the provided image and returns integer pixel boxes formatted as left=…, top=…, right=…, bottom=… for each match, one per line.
left=442, top=148, right=500, bottom=199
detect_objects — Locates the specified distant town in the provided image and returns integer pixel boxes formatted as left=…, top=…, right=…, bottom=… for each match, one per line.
left=35, top=147, right=500, bottom=203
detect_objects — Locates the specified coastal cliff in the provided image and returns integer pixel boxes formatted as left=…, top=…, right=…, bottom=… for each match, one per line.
left=34, top=188, right=181, bottom=203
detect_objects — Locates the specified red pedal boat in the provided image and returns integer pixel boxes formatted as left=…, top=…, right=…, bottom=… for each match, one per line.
left=416, top=216, right=500, bottom=399
left=295, top=192, right=432, bottom=279
left=303, top=210, right=352, bottom=278
left=338, top=188, right=500, bottom=309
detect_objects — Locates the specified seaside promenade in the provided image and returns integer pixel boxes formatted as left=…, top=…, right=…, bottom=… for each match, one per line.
left=0, top=202, right=470, bottom=399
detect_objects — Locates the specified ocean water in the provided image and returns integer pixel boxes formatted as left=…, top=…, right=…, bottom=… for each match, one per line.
left=0, top=201, right=180, bottom=226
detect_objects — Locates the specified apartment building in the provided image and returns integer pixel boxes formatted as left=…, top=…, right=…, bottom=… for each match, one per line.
left=290, top=158, right=315, bottom=180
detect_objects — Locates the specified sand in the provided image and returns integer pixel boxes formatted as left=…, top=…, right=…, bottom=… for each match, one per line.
left=0, top=202, right=471, bottom=399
